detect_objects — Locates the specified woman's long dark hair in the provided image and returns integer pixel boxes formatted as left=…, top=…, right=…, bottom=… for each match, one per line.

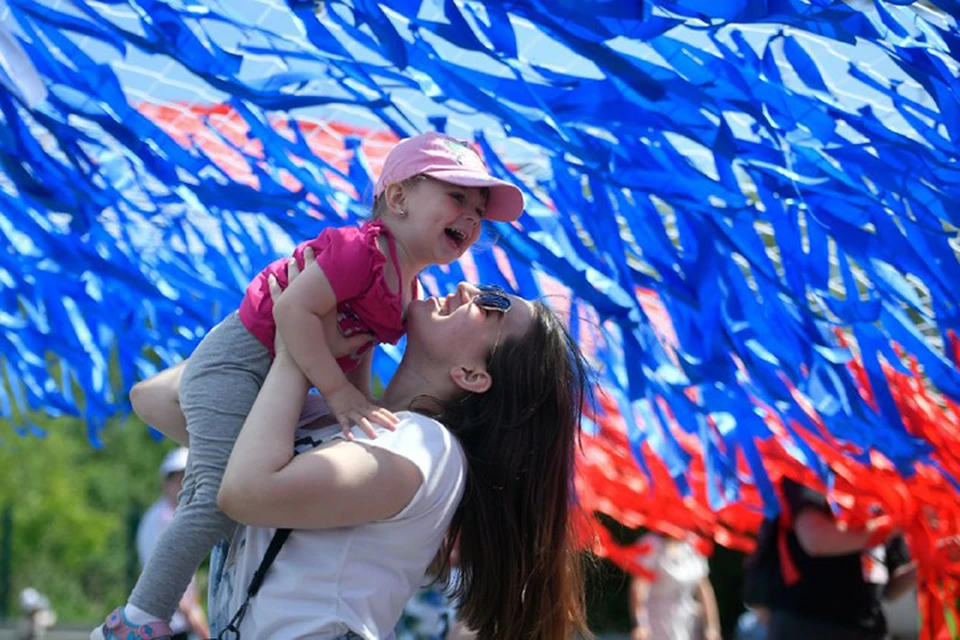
left=426, top=301, right=591, bottom=639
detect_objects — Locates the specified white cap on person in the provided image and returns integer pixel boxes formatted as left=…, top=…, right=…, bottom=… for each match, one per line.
left=159, top=447, right=189, bottom=478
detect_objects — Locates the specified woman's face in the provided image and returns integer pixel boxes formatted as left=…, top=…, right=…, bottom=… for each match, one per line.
left=406, top=282, right=534, bottom=370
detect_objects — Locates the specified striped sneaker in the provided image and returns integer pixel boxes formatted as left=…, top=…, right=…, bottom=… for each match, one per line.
left=91, top=607, right=173, bottom=640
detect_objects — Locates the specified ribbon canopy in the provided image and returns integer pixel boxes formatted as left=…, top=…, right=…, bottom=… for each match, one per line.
left=2, top=1, right=960, bottom=633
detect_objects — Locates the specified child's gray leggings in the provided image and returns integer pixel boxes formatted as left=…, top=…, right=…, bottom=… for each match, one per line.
left=130, top=312, right=271, bottom=620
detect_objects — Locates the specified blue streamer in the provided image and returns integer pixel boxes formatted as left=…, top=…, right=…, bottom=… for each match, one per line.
left=2, top=0, right=959, bottom=516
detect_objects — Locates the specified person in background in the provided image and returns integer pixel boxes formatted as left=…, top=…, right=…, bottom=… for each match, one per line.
left=630, top=531, right=721, bottom=640
left=136, top=448, right=209, bottom=640
left=17, top=588, right=56, bottom=640
left=743, top=478, right=917, bottom=640
left=394, top=583, right=460, bottom=640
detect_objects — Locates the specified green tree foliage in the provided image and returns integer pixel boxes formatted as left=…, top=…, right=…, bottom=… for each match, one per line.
left=0, top=413, right=173, bottom=622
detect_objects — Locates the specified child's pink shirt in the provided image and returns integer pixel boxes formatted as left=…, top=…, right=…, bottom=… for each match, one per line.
left=238, top=220, right=414, bottom=372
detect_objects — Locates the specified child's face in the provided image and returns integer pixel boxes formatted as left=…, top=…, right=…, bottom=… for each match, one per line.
left=399, top=176, right=488, bottom=265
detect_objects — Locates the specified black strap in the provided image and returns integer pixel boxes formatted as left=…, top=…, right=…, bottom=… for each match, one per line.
left=248, top=528, right=291, bottom=596
left=217, top=528, right=291, bottom=640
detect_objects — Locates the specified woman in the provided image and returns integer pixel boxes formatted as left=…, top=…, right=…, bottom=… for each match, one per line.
left=629, top=532, right=721, bottom=640
left=131, top=263, right=592, bottom=639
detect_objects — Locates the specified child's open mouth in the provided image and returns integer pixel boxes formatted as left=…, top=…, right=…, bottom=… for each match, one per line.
left=444, top=227, right=466, bottom=248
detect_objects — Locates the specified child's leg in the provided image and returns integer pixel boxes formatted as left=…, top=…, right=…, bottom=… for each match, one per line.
left=128, top=414, right=243, bottom=619
left=125, top=313, right=271, bottom=622
left=130, top=362, right=188, bottom=446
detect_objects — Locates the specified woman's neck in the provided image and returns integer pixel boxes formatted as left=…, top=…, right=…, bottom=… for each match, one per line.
left=380, top=361, right=455, bottom=413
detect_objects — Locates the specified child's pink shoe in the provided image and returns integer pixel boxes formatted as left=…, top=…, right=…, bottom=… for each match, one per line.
left=91, top=607, right=173, bottom=640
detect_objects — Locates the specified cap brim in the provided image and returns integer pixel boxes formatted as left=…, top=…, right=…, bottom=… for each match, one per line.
left=423, top=169, right=525, bottom=222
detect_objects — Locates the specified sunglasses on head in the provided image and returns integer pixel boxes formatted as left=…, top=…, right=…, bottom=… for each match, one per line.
left=475, top=284, right=512, bottom=313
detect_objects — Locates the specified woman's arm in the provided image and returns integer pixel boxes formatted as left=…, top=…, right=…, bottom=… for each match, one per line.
left=130, top=362, right=188, bottom=445
left=794, top=508, right=873, bottom=556
left=127, top=301, right=371, bottom=446
left=697, top=577, right=721, bottom=640
left=217, top=350, right=422, bottom=528
left=883, top=561, right=917, bottom=601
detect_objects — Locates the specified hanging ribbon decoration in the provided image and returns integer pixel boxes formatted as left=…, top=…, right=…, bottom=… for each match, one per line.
left=2, top=2, right=959, bottom=636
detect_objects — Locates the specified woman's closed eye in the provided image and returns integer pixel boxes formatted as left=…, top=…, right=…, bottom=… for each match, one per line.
left=470, top=300, right=494, bottom=317
left=474, top=302, right=509, bottom=319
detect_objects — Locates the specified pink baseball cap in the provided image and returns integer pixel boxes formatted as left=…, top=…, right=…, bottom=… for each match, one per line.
left=373, top=132, right=525, bottom=222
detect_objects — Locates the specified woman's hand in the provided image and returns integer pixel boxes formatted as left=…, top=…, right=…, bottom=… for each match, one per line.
left=270, top=273, right=293, bottom=357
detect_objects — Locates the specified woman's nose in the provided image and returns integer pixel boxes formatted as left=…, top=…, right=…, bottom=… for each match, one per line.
left=457, top=282, right=478, bottom=301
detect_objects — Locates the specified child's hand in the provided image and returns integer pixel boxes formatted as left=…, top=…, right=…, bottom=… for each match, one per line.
left=325, top=381, right=399, bottom=440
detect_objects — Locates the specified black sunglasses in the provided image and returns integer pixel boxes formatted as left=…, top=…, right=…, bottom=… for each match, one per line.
left=475, top=284, right=512, bottom=313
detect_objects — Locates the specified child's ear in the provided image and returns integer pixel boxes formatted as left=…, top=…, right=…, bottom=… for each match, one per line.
left=449, top=365, right=492, bottom=394
left=384, top=183, right=407, bottom=216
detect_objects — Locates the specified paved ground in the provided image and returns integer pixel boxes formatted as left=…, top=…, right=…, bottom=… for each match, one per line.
left=0, top=626, right=631, bottom=639
left=0, top=628, right=90, bottom=640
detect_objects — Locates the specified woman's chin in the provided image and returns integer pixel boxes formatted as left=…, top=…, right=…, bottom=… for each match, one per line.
left=404, top=299, right=436, bottom=331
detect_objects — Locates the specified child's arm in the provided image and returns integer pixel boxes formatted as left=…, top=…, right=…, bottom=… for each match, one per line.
left=220, top=268, right=419, bottom=529
left=275, top=252, right=398, bottom=438
left=130, top=362, right=189, bottom=446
